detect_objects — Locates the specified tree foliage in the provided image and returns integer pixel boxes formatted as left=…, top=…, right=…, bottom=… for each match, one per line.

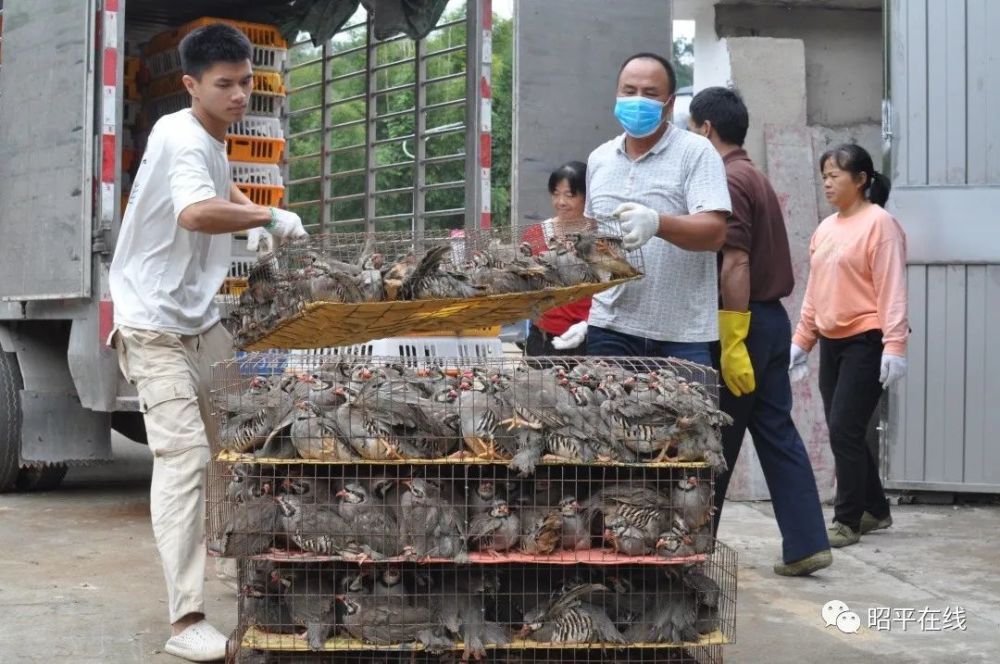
left=282, top=5, right=513, bottom=234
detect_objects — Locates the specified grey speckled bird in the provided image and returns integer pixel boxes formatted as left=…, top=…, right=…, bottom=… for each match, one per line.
left=275, top=493, right=352, bottom=557
left=518, top=583, right=625, bottom=644
left=557, top=496, right=591, bottom=551
left=672, top=476, right=715, bottom=531
left=211, top=495, right=279, bottom=557
left=469, top=499, right=521, bottom=555
left=400, top=477, right=468, bottom=561
left=334, top=482, right=403, bottom=560
left=279, top=568, right=339, bottom=650
left=336, top=593, right=454, bottom=653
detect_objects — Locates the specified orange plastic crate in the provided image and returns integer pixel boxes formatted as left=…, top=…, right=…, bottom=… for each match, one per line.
left=122, top=148, right=139, bottom=172
left=226, top=135, right=285, bottom=164
left=145, top=17, right=288, bottom=55
left=148, top=71, right=285, bottom=101
left=236, top=183, right=284, bottom=207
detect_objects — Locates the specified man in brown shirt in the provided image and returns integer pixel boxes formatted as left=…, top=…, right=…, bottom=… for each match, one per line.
left=689, top=87, right=831, bottom=576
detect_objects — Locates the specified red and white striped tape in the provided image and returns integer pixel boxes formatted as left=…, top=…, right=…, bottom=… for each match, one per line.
left=479, top=0, right=492, bottom=230
left=98, top=0, right=119, bottom=346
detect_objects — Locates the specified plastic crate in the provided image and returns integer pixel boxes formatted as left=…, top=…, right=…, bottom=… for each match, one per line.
left=231, top=162, right=283, bottom=186
left=247, top=91, right=284, bottom=118
left=124, top=56, right=143, bottom=80
left=226, top=135, right=284, bottom=164
left=124, top=78, right=141, bottom=101
left=122, top=148, right=139, bottom=173
left=147, top=92, right=188, bottom=121
left=229, top=115, right=282, bottom=139
left=235, top=183, right=284, bottom=207
left=286, top=335, right=505, bottom=371
left=148, top=71, right=284, bottom=101
left=145, top=17, right=288, bottom=56
left=147, top=44, right=288, bottom=78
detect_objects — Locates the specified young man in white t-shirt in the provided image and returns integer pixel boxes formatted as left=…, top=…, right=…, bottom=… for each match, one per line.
left=109, top=24, right=306, bottom=662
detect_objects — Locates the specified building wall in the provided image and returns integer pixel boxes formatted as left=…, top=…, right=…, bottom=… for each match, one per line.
left=715, top=4, right=883, bottom=127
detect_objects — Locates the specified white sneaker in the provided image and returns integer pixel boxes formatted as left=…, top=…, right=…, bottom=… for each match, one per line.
left=164, top=620, right=228, bottom=662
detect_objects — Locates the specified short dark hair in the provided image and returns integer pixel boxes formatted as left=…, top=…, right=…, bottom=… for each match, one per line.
left=819, top=143, right=892, bottom=207
left=689, top=86, right=749, bottom=146
left=179, top=23, right=253, bottom=79
left=618, top=52, right=677, bottom=96
left=548, top=161, right=587, bottom=196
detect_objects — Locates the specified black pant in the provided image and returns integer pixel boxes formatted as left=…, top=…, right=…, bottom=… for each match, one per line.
left=712, top=301, right=829, bottom=562
left=525, top=324, right=585, bottom=357
left=819, top=330, right=891, bottom=530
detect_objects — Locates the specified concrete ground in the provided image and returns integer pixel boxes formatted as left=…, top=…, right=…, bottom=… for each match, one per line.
left=0, top=435, right=997, bottom=663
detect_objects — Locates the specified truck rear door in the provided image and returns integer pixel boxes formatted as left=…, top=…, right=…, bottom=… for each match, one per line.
left=0, top=0, right=97, bottom=301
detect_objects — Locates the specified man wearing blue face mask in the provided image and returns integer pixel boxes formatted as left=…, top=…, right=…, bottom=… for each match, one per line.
left=584, top=53, right=732, bottom=365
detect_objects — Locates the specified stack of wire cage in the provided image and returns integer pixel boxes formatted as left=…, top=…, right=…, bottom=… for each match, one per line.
left=144, top=17, right=289, bottom=209
left=209, top=336, right=737, bottom=661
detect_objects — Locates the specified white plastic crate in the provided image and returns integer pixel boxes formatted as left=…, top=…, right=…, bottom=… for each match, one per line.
left=231, top=162, right=283, bottom=186
left=229, top=115, right=283, bottom=139
left=248, top=92, right=284, bottom=118
left=146, top=44, right=287, bottom=77
left=286, top=336, right=505, bottom=371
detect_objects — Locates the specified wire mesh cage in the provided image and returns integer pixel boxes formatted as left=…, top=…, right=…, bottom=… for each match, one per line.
left=209, top=354, right=726, bottom=469
left=230, top=548, right=735, bottom=659
left=221, top=222, right=645, bottom=350
left=207, top=461, right=718, bottom=564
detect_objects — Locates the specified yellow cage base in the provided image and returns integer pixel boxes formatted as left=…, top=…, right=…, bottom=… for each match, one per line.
left=239, top=278, right=637, bottom=351
left=215, top=449, right=710, bottom=470
left=240, top=626, right=728, bottom=652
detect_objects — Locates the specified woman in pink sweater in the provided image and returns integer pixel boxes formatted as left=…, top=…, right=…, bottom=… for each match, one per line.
left=790, top=143, right=908, bottom=549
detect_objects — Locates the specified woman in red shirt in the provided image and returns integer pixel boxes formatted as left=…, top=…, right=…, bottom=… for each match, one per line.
left=520, top=161, right=591, bottom=356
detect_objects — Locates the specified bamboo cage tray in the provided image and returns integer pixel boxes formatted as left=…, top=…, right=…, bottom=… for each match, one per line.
left=240, top=626, right=728, bottom=652
left=238, top=277, right=636, bottom=351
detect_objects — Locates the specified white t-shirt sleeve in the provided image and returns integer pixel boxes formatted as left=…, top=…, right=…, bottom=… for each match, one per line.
left=684, top=142, right=732, bottom=215
left=167, top=138, right=222, bottom=221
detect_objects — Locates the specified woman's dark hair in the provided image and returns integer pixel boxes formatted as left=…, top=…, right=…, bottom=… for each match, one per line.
left=548, top=161, right=587, bottom=197
left=819, top=143, right=892, bottom=207
left=688, top=86, right=749, bottom=146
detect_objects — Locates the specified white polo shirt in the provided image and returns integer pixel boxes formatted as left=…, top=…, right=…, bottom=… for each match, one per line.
left=110, top=110, right=233, bottom=335
left=585, top=125, right=732, bottom=342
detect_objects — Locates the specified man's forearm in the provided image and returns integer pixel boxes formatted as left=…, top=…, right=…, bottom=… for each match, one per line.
left=178, top=197, right=271, bottom=234
left=720, top=248, right=751, bottom=311
left=656, top=211, right=727, bottom=252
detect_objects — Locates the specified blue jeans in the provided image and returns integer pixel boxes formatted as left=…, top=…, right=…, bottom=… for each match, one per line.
left=586, top=325, right=712, bottom=365
left=711, top=301, right=830, bottom=563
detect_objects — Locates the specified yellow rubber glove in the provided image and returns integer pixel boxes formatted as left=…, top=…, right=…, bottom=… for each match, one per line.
left=719, top=310, right=756, bottom=396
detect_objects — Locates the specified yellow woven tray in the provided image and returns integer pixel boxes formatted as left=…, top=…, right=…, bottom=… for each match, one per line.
left=240, top=277, right=636, bottom=351
left=240, top=626, right=728, bottom=652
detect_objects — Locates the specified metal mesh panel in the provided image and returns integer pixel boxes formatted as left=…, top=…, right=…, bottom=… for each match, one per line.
left=230, top=551, right=735, bottom=658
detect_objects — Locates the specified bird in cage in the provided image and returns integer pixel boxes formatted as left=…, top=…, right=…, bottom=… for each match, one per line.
left=655, top=526, right=698, bottom=559
left=517, top=583, right=625, bottom=644
left=333, top=481, right=404, bottom=560
left=469, top=498, right=521, bottom=555
left=572, top=233, right=641, bottom=281
left=400, top=477, right=468, bottom=562
left=275, top=568, right=339, bottom=651
left=211, top=493, right=279, bottom=557
left=672, top=475, right=715, bottom=531
left=437, top=570, right=511, bottom=661
left=583, top=483, right=672, bottom=555
left=240, top=563, right=296, bottom=635
left=557, top=495, right=591, bottom=551
left=603, top=513, right=655, bottom=556
left=520, top=507, right=563, bottom=556
left=275, top=493, right=354, bottom=558
left=288, top=400, right=355, bottom=461
left=624, top=577, right=700, bottom=645
left=335, top=593, right=454, bottom=653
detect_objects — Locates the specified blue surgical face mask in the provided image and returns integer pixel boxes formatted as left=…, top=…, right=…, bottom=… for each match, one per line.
left=614, top=96, right=666, bottom=138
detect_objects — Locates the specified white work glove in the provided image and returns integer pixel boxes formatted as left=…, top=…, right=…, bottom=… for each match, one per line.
left=246, top=227, right=274, bottom=253
left=789, top=343, right=809, bottom=383
left=551, top=321, right=588, bottom=350
left=879, top=353, right=907, bottom=388
left=612, top=202, right=660, bottom=250
left=266, top=207, right=308, bottom=240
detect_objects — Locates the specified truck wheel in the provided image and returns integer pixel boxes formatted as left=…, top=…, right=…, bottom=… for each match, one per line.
left=0, top=351, right=23, bottom=492
left=15, top=463, right=68, bottom=491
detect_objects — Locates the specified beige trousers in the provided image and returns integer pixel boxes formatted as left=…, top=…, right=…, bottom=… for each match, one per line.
left=113, top=323, right=232, bottom=623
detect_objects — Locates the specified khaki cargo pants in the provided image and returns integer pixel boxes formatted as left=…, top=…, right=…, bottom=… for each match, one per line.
left=112, top=323, right=232, bottom=623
